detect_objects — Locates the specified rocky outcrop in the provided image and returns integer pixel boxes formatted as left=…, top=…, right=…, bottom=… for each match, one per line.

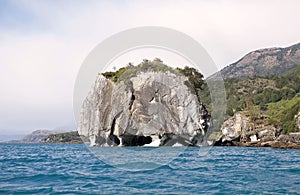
left=216, top=112, right=300, bottom=149
left=296, top=112, right=300, bottom=130
left=78, top=70, right=210, bottom=146
left=217, top=113, right=280, bottom=144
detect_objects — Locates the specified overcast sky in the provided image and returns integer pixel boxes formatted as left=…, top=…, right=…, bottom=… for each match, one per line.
left=1, top=0, right=300, bottom=135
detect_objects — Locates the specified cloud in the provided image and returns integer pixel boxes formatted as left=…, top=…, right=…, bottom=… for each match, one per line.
left=1, top=0, right=300, bottom=134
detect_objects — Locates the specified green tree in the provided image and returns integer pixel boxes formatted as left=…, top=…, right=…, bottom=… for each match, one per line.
left=176, top=66, right=204, bottom=90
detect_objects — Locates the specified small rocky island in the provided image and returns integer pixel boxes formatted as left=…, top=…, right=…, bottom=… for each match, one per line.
left=78, top=59, right=211, bottom=146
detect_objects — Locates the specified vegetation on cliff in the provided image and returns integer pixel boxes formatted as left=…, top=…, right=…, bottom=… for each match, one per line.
left=201, top=65, right=300, bottom=134
left=102, top=59, right=179, bottom=82
left=102, top=59, right=204, bottom=96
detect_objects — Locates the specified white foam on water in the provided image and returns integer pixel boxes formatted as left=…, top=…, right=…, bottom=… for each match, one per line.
left=144, top=138, right=160, bottom=147
left=172, top=142, right=183, bottom=147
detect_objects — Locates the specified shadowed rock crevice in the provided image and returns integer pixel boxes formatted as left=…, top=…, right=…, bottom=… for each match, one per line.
left=107, top=111, right=123, bottom=146
left=107, top=134, right=120, bottom=146
left=110, top=111, right=122, bottom=135
left=121, top=134, right=152, bottom=146
left=129, top=94, right=135, bottom=112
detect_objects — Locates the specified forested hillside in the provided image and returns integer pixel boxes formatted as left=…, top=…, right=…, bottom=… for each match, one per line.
left=201, top=65, right=300, bottom=134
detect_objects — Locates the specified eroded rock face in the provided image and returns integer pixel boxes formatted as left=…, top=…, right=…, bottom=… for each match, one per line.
left=220, top=113, right=248, bottom=142
left=277, top=133, right=300, bottom=143
left=217, top=112, right=281, bottom=145
left=296, top=112, right=300, bottom=131
left=78, top=71, right=210, bottom=146
left=216, top=112, right=300, bottom=149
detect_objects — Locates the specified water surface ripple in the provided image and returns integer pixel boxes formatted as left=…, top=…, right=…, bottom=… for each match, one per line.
left=0, top=144, right=299, bottom=194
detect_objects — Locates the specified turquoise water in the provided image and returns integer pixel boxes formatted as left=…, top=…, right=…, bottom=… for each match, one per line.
left=0, top=144, right=299, bottom=194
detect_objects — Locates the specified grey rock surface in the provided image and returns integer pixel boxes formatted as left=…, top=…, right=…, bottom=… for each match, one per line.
left=296, top=112, right=300, bottom=131
left=219, top=112, right=281, bottom=144
left=78, top=71, right=210, bottom=146
left=217, top=112, right=300, bottom=149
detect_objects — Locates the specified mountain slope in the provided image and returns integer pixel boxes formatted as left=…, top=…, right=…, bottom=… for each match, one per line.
left=21, top=130, right=64, bottom=143
left=200, top=64, right=300, bottom=134
left=216, top=42, right=300, bottom=79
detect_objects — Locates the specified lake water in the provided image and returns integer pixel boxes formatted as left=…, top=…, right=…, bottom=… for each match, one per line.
left=0, top=144, right=299, bottom=194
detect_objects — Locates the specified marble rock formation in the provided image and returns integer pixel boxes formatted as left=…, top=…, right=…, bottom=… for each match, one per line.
left=78, top=71, right=210, bottom=146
